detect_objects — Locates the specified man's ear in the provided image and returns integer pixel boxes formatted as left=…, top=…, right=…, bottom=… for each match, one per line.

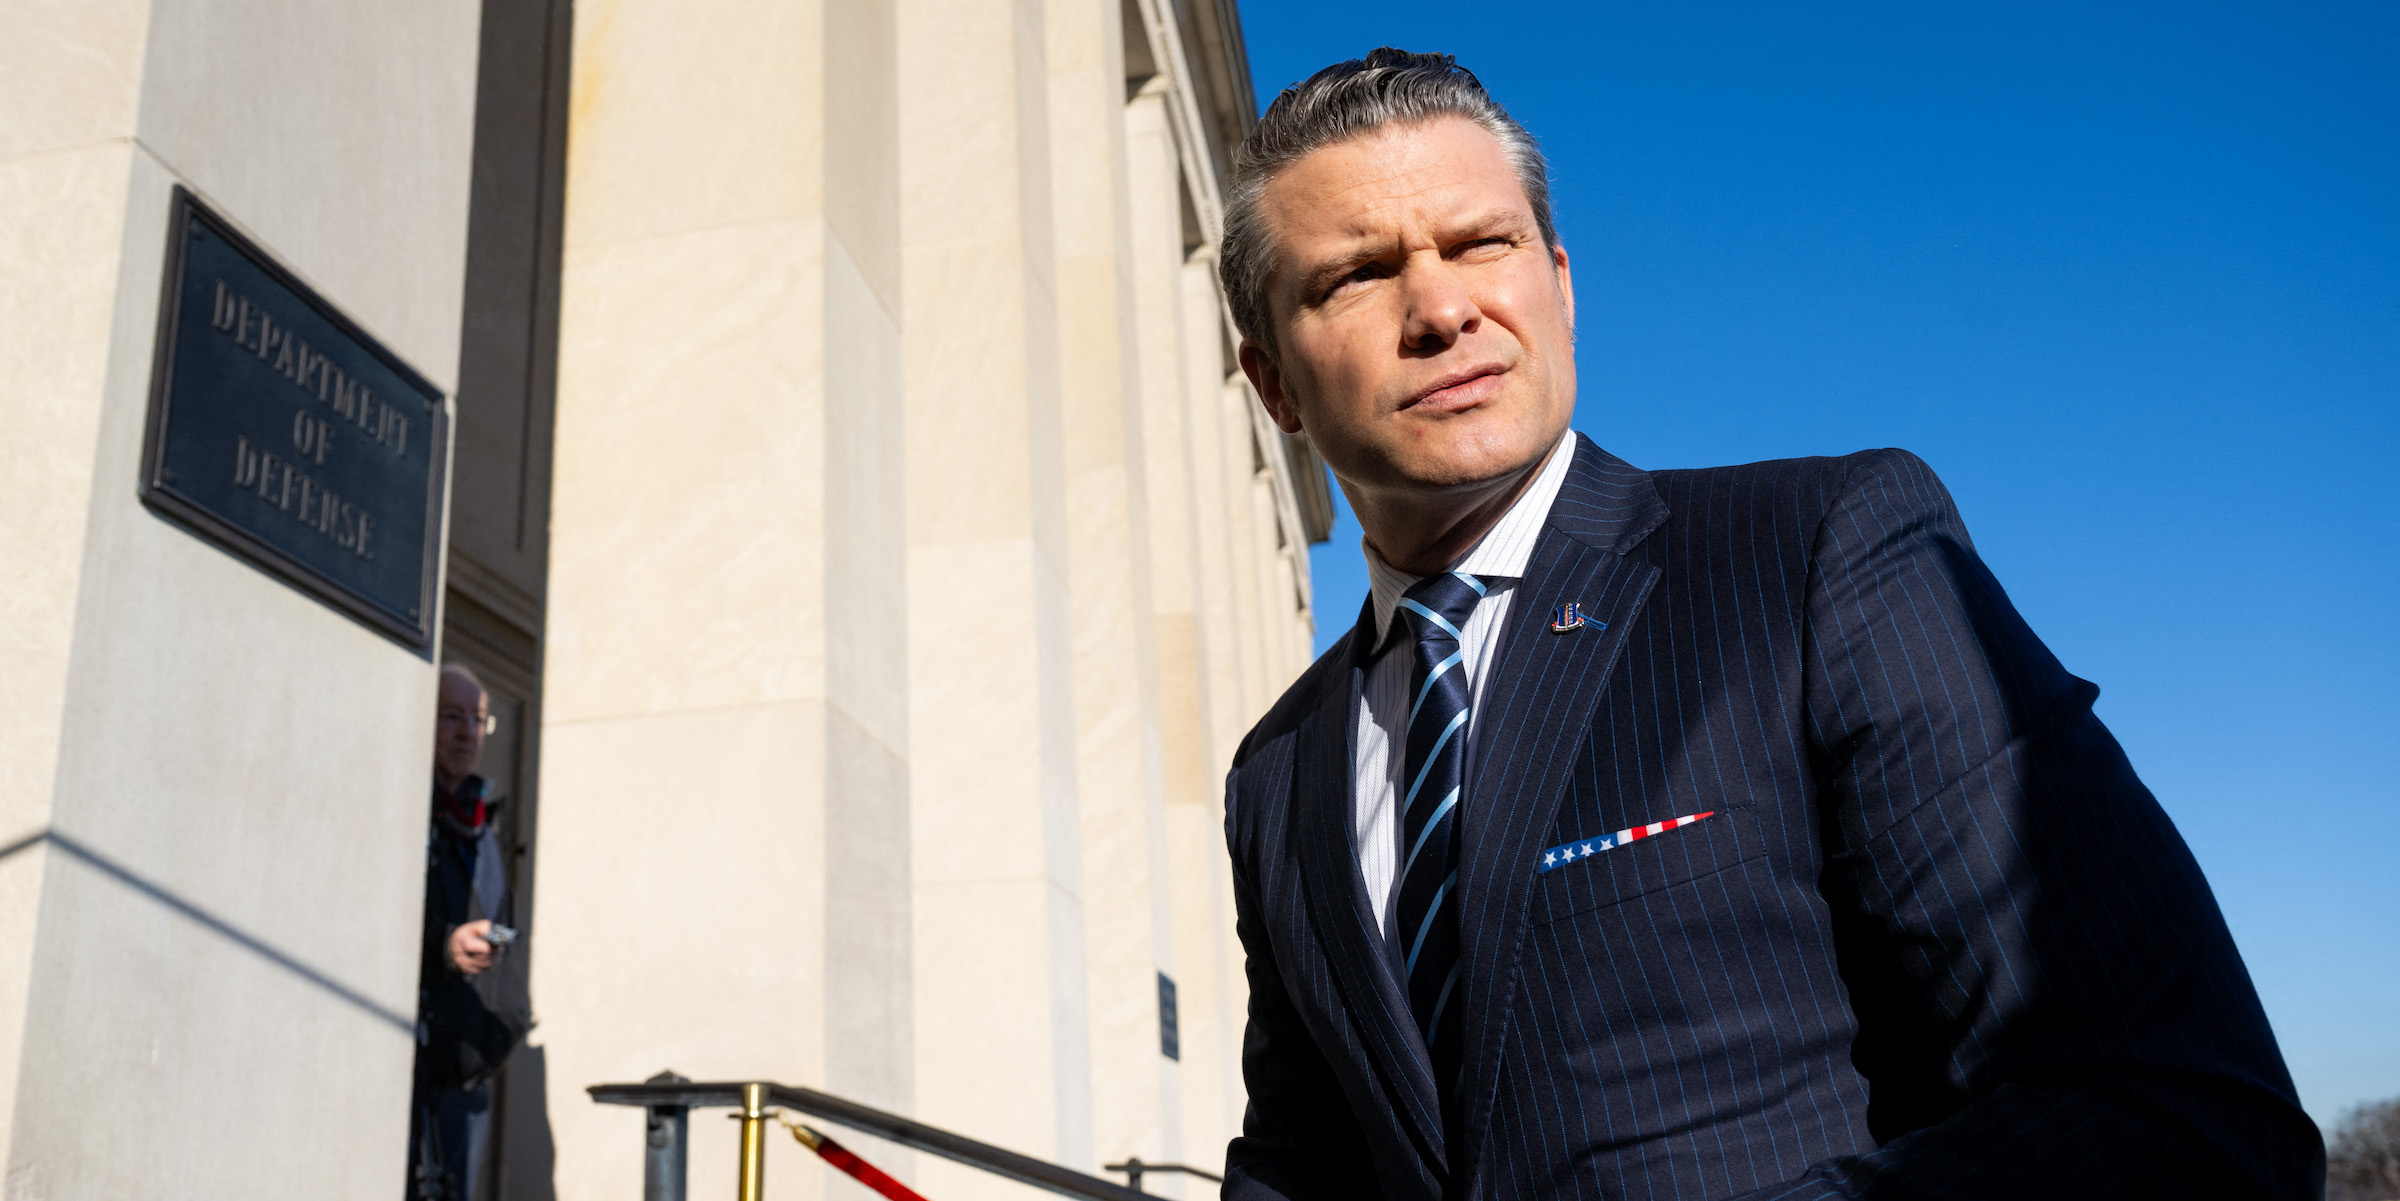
left=1239, top=340, right=1306, bottom=434
left=1552, top=241, right=1575, bottom=333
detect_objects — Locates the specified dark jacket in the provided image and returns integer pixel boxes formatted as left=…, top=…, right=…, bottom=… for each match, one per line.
left=1222, top=438, right=2321, bottom=1200
left=416, top=776, right=531, bottom=1092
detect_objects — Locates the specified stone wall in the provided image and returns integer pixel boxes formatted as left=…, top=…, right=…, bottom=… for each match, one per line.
left=532, top=0, right=1316, bottom=1197
left=0, top=1, right=482, bottom=1195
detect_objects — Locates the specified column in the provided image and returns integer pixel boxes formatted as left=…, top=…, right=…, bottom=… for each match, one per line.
left=1044, top=0, right=1183, bottom=1182
left=1178, top=253, right=1246, bottom=769
left=824, top=0, right=919, bottom=1190
left=0, top=1, right=481, bottom=1194
left=534, top=2, right=836, bottom=1197
left=898, top=0, right=1095, bottom=1186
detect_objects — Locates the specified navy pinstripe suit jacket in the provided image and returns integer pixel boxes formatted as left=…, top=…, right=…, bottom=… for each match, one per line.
left=1221, top=438, right=2321, bottom=1200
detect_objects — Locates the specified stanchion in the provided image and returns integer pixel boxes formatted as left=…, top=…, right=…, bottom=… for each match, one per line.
left=736, top=1082, right=770, bottom=1201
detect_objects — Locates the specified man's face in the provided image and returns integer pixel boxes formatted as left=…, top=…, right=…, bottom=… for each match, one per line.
left=434, top=671, right=488, bottom=789
left=1242, top=116, right=1576, bottom=498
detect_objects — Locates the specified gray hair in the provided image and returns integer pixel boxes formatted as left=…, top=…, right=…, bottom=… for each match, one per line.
left=1221, top=48, right=1557, bottom=354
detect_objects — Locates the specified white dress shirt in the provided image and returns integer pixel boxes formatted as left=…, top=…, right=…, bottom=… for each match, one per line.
left=1353, top=430, right=1577, bottom=939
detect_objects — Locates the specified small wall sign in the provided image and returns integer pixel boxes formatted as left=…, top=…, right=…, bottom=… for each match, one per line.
left=140, top=188, right=448, bottom=651
left=1158, top=971, right=1180, bottom=1061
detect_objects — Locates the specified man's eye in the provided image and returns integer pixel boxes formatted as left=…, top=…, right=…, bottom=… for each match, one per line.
left=1324, top=263, right=1386, bottom=298
left=1455, top=236, right=1514, bottom=257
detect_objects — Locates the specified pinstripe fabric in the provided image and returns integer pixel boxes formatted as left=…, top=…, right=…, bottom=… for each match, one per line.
left=1222, top=438, right=2320, bottom=1201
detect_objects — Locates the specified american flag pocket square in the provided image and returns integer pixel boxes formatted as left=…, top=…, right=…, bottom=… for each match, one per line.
left=1537, top=811, right=1716, bottom=874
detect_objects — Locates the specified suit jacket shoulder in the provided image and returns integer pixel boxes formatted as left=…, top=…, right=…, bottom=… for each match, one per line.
left=1640, top=446, right=1923, bottom=557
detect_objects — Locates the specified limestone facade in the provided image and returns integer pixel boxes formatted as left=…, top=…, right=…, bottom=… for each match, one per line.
left=2, top=1, right=480, bottom=1196
left=534, top=0, right=1326, bottom=1196
left=3, top=0, right=1324, bottom=1197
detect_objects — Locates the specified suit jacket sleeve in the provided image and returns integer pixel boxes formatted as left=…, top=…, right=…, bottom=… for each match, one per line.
left=1222, top=779, right=1379, bottom=1201
left=1725, top=449, right=2321, bottom=1199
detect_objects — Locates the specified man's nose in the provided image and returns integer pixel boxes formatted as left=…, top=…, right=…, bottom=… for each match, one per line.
left=1399, top=257, right=1479, bottom=353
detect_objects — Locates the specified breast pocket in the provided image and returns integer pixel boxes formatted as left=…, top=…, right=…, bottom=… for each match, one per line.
left=1531, top=803, right=1766, bottom=925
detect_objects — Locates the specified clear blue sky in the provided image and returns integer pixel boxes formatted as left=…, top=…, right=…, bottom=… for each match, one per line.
left=1242, top=2, right=2398, bottom=1131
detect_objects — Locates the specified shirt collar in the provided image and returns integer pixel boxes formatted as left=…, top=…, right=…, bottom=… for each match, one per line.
left=433, top=773, right=495, bottom=839
left=1363, top=429, right=1578, bottom=649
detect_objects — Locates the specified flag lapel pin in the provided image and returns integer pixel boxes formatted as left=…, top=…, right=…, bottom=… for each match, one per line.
left=1550, top=602, right=1600, bottom=633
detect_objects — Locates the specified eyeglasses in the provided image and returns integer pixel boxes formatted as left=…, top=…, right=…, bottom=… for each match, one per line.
left=438, top=708, right=499, bottom=735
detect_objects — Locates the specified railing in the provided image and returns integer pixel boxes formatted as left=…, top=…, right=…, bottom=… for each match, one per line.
left=1100, top=1158, right=1225, bottom=1194
left=591, top=1072, right=1220, bottom=1201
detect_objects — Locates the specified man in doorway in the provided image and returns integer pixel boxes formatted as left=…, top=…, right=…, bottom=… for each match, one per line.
left=1218, top=49, right=2321, bottom=1199
left=409, top=665, right=531, bottom=1200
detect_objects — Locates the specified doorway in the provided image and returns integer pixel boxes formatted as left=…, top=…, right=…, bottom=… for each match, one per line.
left=429, top=0, right=571, bottom=1196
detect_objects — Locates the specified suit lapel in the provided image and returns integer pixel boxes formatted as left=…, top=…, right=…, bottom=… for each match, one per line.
left=1291, top=602, right=1450, bottom=1178
left=1453, top=437, right=1669, bottom=1183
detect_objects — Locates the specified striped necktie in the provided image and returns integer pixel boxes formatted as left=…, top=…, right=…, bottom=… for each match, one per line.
left=1392, top=570, right=1486, bottom=1096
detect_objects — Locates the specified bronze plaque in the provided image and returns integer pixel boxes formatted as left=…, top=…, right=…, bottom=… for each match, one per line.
left=140, top=188, right=448, bottom=651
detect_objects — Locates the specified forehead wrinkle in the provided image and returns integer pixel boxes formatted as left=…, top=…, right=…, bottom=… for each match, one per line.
left=1312, top=197, right=1521, bottom=266
left=1326, top=162, right=1471, bottom=209
left=1274, top=134, right=1496, bottom=230
left=1302, top=165, right=1520, bottom=244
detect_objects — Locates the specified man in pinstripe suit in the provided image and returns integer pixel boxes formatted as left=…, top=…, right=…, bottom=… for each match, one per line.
left=1216, top=49, right=2322, bottom=1200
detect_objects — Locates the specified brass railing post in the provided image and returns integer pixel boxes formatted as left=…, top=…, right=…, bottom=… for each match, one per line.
left=735, top=1082, right=770, bottom=1201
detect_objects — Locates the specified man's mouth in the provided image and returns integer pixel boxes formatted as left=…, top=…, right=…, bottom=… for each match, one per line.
left=1405, top=365, right=1506, bottom=413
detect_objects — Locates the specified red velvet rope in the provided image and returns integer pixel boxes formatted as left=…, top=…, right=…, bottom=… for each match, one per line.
left=787, top=1121, right=932, bottom=1201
